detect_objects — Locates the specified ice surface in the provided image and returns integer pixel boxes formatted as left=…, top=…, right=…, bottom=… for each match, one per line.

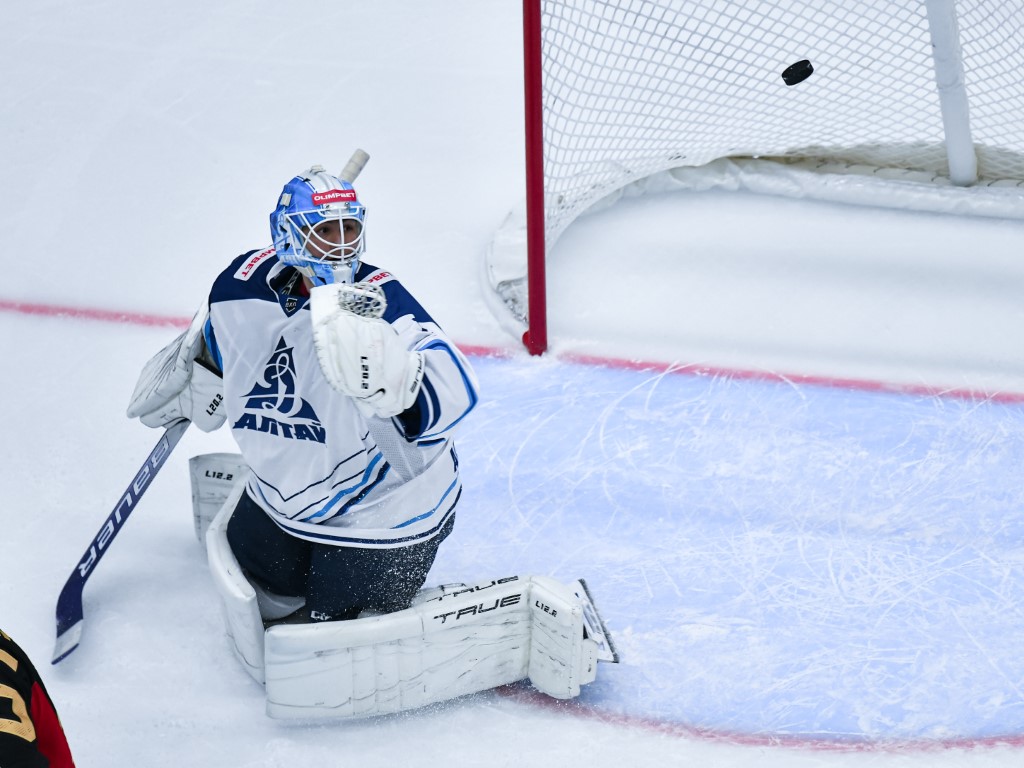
left=2, top=1, right=1024, bottom=766
left=447, top=359, right=1024, bottom=741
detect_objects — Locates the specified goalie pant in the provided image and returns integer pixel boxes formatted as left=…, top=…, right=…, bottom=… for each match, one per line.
left=0, top=629, right=76, bottom=767
left=205, top=479, right=617, bottom=719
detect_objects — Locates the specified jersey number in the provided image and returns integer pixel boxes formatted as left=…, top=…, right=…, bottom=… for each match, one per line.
left=0, top=647, right=36, bottom=742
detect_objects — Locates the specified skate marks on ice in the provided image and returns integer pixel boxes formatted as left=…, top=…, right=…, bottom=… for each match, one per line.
left=445, top=355, right=1024, bottom=742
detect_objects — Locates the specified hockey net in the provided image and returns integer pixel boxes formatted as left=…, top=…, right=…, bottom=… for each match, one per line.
left=485, top=0, right=1024, bottom=351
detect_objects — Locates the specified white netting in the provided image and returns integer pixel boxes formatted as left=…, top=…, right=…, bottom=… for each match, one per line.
left=485, top=0, right=1024, bottom=333
left=335, top=282, right=387, bottom=319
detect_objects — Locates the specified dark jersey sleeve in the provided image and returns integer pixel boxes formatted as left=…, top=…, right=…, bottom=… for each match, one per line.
left=0, top=630, right=75, bottom=768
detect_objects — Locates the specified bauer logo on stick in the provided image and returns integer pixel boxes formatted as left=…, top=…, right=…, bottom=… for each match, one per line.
left=782, top=59, right=814, bottom=86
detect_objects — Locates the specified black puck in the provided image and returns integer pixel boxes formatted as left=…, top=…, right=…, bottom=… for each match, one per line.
left=781, top=59, right=813, bottom=86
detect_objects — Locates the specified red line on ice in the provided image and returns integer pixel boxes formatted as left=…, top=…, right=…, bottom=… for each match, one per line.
left=3, top=298, right=1023, bottom=404
left=559, top=350, right=1024, bottom=404
left=0, top=299, right=188, bottom=329
left=497, top=686, right=1024, bottom=754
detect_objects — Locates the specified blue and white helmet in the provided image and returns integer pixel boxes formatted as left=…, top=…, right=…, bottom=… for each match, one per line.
left=269, top=165, right=367, bottom=285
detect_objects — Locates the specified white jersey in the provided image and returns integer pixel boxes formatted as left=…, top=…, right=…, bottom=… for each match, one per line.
left=203, top=247, right=479, bottom=548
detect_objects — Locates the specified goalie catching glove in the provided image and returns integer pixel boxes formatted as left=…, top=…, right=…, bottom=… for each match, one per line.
left=310, top=282, right=425, bottom=419
left=126, top=302, right=226, bottom=432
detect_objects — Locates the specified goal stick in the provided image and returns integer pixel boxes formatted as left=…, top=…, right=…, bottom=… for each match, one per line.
left=52, top=418, right=190, bottom=663
left=339, top=148, right=369, bottom=183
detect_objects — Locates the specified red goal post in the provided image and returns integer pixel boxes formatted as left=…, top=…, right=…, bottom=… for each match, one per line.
left=486, top=0, right=1024, bottom=355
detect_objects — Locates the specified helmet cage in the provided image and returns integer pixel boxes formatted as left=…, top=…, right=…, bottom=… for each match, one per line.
left=284, top=208, right=365, bottom=266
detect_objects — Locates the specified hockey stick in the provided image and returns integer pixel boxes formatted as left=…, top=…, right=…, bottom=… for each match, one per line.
left=52, top=418, right=190, bottom=663
left=339, top=148, right=369, bottom=183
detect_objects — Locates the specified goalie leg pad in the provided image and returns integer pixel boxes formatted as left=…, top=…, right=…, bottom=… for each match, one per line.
left=264, top=577, right=532, bottom=719
left=259, top=576, right=619, bottom=719
left=189, top=453, right=251, bottom=544
left=525, top=577, right=618, bottom=698
left=527, top=576, right=596, bottom=699
left=205, top=479, right=267, bottom=685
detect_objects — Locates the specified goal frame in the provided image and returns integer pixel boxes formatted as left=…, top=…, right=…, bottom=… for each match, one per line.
left=523, top=0, right=548, bottom=355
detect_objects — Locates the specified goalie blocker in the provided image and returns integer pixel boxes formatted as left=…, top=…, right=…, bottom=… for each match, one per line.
left=192, top=453, right=618, bottom=719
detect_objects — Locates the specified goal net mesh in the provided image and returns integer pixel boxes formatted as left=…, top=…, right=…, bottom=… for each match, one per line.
left=540, top=0, right=1024, bottom=245
left=485, top=0, right=1024, bottom=335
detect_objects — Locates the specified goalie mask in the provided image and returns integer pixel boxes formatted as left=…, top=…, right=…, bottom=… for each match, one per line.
left=270, top=165, right=367, bottom=285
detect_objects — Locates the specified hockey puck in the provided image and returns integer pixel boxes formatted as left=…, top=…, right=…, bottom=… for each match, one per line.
left=781, top=59, right=813, bottom=86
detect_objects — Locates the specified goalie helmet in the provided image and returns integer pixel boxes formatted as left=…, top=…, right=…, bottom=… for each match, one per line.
left=270, top=165, right=367, bottom=285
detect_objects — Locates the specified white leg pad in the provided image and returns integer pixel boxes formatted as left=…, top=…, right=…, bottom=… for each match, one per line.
left=189, top=452, right=250, bottom=543
left=527, top=575, right=599, bottom=699
left=205, top=478, right=266, bottom=685
left=261, top=575, right=617, bottom=719
left=264, top=577, right=532, bottom=719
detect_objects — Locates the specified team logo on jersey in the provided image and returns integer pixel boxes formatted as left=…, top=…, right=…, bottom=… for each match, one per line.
left=232, top=336, right=326, bottom=443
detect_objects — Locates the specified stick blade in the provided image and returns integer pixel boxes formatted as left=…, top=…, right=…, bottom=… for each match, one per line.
left=52, top=619, right=83, bottom=665
left=52, top=559, right=87, bottom=663
left=50, top=418, right=191, bottom=664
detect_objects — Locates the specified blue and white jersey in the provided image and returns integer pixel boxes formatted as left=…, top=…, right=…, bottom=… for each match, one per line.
left=203, top=247, right=479, bottom=548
